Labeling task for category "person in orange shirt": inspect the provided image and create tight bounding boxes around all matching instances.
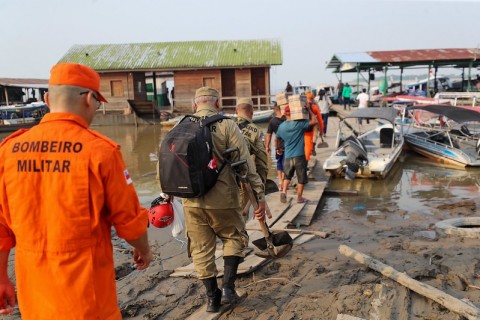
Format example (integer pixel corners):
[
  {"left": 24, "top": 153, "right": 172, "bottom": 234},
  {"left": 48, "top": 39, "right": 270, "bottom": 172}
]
[
  {"left": 304, "top": 92, "right": 324, "bottom": 160},
  {"left": 0, "top": 63, "right": 152, "bottom": 319}
]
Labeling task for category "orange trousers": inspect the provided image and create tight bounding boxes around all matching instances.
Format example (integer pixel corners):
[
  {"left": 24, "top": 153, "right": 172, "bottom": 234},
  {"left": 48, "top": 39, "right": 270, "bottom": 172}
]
[{"left": 304, "top": 131, "right": 314, "bottom": 161}]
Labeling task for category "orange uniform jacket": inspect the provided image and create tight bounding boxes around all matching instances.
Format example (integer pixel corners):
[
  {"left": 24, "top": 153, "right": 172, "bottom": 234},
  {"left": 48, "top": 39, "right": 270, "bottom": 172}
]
[
  {"left": 0, "top": 113, "right": 148, "bottom": 319},
  {"left": 304, "top": 103, "right": 324, "bottom": 160}
]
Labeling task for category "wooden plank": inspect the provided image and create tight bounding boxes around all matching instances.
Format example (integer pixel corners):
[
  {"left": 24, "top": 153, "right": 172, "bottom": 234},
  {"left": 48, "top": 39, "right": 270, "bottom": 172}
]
[
  {"left": 293, "top": 180, "right": 327, "bottom": 226},
  {"left": 238, "top": 232, "right": 305, "bottom": 276},
  {"left": 272, "top": 202, "right": 306, "bottom": 229},
  {"left": 292, "top": 205, "right": 317, "bottom": 227},
  {"left": 237, "top": 253, "right": 269, "bottom": 274},
  {"left": 170, "top": 250, "right": 224, "bottom": 278},
  {"left": 172, "top": 232, "right": 305, "bottom": 278},
  {"left": 339, "top": 245, "right": 480, "bottom": 320},
  {"left": 292, "top": 234, "right": 315, "bottom": 245},
  {"left": 245, "top": 194, "right": 291, "bottom": 229},
  {"left": 185, "top": 290, "right": 247, "bottom": 320}
]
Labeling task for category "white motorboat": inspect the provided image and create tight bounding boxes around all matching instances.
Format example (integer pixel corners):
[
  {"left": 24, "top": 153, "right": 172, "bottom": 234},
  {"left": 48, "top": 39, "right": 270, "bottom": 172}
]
[
  {"left": 402, "top": 104, "right": 480, "bottom": 168},
  {"left": 323, "top": 107, "right": 404, "bottom": 180}
]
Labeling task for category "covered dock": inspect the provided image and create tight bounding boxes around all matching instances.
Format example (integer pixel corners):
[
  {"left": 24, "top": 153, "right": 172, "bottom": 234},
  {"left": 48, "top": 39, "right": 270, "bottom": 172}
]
[{"left": 326, "top": 48, "right": 480, "bottom": 97}]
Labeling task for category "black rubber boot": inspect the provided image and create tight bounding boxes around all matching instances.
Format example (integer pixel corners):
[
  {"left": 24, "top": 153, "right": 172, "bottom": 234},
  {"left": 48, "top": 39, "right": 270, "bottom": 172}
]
[
  {"left": 222, "top": 256, "right": 241, "bottom": 304},
  {"left": 202, "top": 277, "right": 221, "bottom": 312}
]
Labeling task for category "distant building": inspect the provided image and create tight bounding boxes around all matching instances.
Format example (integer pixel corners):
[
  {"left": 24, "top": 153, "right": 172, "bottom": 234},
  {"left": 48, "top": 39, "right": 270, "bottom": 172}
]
[
  {"left": 58, "top": 39, "right": 283, "bottom": 114},
  {"left": 0, "top": 78, "right": 48, "bottom": 106}
]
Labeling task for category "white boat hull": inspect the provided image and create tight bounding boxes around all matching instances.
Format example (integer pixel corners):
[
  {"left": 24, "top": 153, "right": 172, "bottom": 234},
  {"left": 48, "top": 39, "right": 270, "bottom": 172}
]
[
  {"left": 404, "top": 132, "right": 480, "bottom": 167},
  {"left": 323, "top": 124, "right": 404, "bottom": 179}
]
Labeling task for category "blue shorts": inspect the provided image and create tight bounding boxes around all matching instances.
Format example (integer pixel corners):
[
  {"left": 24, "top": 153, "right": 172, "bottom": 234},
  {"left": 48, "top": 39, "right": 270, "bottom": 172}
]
[{"left": 275, "top": 151, "right": 284, "bottom": 171}]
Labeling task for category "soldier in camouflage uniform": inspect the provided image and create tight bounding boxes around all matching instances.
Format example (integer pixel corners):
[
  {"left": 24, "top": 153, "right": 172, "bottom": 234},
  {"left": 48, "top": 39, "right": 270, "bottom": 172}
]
[
  {"left": 183, "top": 88, "right": 266, "bottom": 312},
  {"left": 235, "top": 98, "right": 269, "bottom": 219}
]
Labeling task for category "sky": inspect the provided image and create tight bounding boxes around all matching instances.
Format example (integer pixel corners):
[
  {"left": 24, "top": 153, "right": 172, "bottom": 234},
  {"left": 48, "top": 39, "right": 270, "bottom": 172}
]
[{"left": 1, "top": 0, "right": 480, "bottom": 92}]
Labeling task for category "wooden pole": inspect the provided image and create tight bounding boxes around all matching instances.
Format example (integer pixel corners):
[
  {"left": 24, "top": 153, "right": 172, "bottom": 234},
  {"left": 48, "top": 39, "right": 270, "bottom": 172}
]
[
  {"left": 400, "top": 67, "right": 403, "bottom": 93},
  {"left": 338, "top": 245, "right": 480, "bottom": 320},
  {"left": 152, "top": 72, "right": 158, "bottom": 107},
  {"left": 4, "top": 87, "right": 9, "bottom": 105},
  {"left": 427, "top": 65, "right": 431, "bottom": 97}
]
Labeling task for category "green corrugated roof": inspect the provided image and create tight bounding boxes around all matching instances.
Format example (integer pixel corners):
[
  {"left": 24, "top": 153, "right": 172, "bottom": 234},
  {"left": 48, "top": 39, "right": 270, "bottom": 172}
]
[{"left": 58, "top": 39, "right": 282, "bottom": 71}]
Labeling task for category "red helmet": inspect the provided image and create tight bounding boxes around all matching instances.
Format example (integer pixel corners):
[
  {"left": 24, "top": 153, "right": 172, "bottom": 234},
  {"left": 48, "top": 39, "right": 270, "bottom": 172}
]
[{"left": 149, "top": 194, "right": 174, "bottom": 228}]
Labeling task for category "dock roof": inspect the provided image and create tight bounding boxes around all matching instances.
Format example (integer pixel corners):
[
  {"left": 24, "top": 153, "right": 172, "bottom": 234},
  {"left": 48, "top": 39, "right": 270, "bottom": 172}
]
[
  {"left": 326, "top": 48, "right": 480, "bottom": 72},
  {"left": 59, "top": 39, "right": 283, "bottom": 72},
  {"left": 0, "top": 78, "right": 48, "bottom": 89}
]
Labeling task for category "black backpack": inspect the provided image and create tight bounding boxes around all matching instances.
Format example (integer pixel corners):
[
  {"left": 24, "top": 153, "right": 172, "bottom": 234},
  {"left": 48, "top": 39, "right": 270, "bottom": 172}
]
[{"left": 159, "top": 114, "right": 229, "bottom": 198}]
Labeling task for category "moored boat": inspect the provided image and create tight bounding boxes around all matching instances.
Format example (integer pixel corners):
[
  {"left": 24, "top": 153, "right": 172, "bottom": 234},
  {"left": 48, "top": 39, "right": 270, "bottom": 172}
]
[
  {"left": 403, "top": 105, "right": 480, "bottom": 167},
  {"left": 323, "top": 107, "right": 404, "bottom": 179},
  {"left": 0, "top": 102, "right": 49, "bottom": 132}
]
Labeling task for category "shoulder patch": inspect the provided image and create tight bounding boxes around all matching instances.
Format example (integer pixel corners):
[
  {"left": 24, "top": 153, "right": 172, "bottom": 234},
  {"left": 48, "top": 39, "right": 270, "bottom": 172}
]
[
  {"left": 87, "top": 129, "right": 120, "bottom": 149},
  {"left": 0, "top": 129, "right": 29, "bottom": 148},
  {"left": 124, "top": 169, "right": 133, "bottom": 185}
]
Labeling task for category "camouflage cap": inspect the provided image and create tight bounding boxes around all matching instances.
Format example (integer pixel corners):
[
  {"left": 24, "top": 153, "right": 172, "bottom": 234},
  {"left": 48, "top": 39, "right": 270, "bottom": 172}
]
[
  {"left": 195, "top": 86, "right": 220, "bottom": 98},
  {"left": 237, "top": 98, "right": 253, "bottom": 106}
]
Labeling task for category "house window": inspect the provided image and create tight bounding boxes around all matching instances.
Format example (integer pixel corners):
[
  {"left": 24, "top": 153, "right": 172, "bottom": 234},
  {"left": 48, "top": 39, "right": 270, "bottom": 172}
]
[
  {"left": 137, "top": 81, "right": 143, "bottom": 93},
  {"left": 110, "top": 80, "right": 124, "bottom": 97},
  {"left": 203, "top": 77, "right": 215, "bottom": 87}
]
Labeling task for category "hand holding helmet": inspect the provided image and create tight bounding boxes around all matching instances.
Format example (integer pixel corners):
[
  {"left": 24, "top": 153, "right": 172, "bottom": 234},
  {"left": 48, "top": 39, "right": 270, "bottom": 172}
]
[{"left": 148, "top": 193, "right": 174, "bottom": 228}]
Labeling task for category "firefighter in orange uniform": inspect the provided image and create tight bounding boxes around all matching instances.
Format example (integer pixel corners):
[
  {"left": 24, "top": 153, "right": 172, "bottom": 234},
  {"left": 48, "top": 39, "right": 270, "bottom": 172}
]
[
  {"left": 304, "top": 92, "right": 324, "bottom": 160},
  {"left": 0, "top": 63, "right": 152, "bottom": 319}
]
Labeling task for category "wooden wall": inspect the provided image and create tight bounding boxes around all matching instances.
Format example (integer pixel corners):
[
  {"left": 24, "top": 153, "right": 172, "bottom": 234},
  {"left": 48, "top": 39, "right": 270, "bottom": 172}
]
[
  {"left": 99, "top": 72, "right": 147, "bottom": 112},
  {"left": 97, "top": 67, "right": 272, "bottom": 115},
  {"left": 235, "top": 69, "right": 251, "bottom": 98},
  {"left": 173, "top": 69, "right": 222, "bottom": 113}
]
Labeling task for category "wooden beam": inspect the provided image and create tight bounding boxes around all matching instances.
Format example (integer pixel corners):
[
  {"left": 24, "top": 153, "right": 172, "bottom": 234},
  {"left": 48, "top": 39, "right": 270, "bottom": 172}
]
[{"left": 339, "top": 245, "right": 480, "bottom": 320}]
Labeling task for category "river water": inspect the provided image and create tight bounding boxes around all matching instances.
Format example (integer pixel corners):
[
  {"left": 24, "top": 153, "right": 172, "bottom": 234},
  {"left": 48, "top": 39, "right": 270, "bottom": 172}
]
[
  {"left": 323, "top": 150, "right": 480, "bottom": 216},
  {"left": 2, "top": 122, "right": 480, "bottom": 266},
  {"left": 3, "top": 123, "right": 480, "bottom": 216}
]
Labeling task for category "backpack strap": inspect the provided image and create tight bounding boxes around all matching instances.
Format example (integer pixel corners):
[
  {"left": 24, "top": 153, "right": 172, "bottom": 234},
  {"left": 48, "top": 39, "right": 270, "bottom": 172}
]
[
  {"left": 202, "top": 114, "right": 231, "bottom": 173},
  {"left": 200, "top": 114, "right": 230, "bottom": 127},
  {"left": 237, "top": 120, "right": 249, "bottom": 131},
  {"left": 179, "top": 114, "right": 229, "bottom": 127}
]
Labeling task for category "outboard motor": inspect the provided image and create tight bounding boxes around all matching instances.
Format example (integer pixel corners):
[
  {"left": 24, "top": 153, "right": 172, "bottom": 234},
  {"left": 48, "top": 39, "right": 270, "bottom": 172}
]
[{"left": 342, "top": 135, "right": 369, "bottom": 180}]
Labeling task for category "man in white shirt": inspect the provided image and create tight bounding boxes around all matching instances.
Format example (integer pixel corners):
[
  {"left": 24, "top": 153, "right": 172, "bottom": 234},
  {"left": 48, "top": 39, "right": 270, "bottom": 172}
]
[{"left": 356, "top": 88, "right": 370, "bottom": 124}]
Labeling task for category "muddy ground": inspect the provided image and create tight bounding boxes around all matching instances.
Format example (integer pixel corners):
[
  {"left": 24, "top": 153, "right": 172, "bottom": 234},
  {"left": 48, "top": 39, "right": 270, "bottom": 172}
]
[
  {"left": 3, "top": 195, "right": 480, "bottom": 320},
  {"left": 110, "top": 196, "right": 480, "bottom": 320}
]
